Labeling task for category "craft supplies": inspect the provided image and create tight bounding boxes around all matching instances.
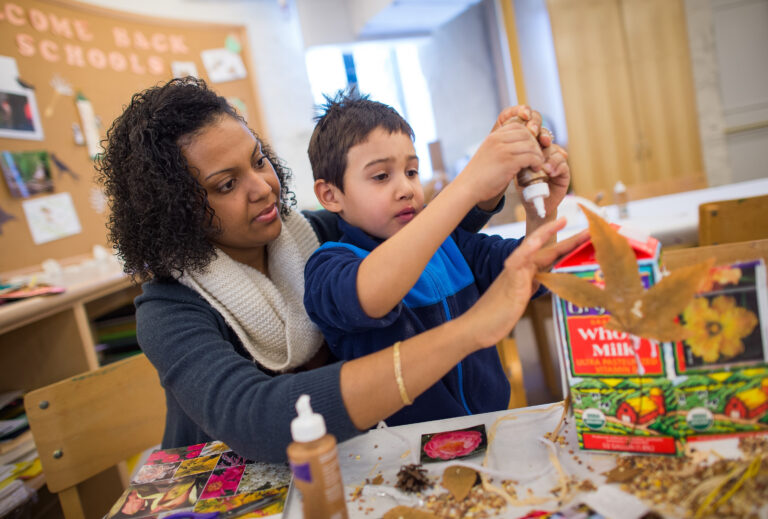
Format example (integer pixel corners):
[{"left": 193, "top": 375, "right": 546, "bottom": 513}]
[{"left": 286, "top": 394, "right": 348, "bottom": 519}]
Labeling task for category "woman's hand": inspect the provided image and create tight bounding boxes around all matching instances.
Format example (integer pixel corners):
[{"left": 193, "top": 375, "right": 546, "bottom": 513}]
[{"left": 457, "top": 219, "right": 588, "bottom": 349}]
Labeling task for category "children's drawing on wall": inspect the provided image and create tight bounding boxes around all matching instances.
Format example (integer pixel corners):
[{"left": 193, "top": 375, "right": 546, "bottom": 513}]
[
  {"left": 226, "top": 97, "right": 248, "bottom": 121},
  {"left": 21, "top": 192, "right": 82, "bottom": 245},
  {"left": 0, "top": 56, "right": 44, "bottom": 141},
  {"left": 201, "top": 48, "right": 246, "bottom": 83},
  {"left": 1, "top": 150, "right": 54, "bottom": 198},
  {"left": 171, "top": 61, "right": 199, "bottom": 79},
  {"left": 89, "top": 186, "right": 108, "bottom": 214}
]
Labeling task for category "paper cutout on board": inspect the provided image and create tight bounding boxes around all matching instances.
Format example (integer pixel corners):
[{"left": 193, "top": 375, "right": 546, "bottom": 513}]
[
  {"left": 21, "top": 192, "right": 82, "bottom": 245},
  {"left": 1, "top": 150, "right": 54, "bottom": 199},
  {"left": 171, "top": 61, "right": 199, "bottom": 79},
  {"left": 0, "top": 56, "right": 44, "bottom": 141},
  {"left": 72, "top": 122, "right": 85, "bottom": 145},
  {"left": 226, "top": 97, "right": 248, "bottom": 122},
  {"left": 89, "top": 186, "right": 107, "bottom": 214},
  {"left": 75, "top": 92, "right": 102, "bottom": 159},
  {"left": 201, "top": 48, "right": 246, "bottom": 83},
  {"left": 51, "top": 153, "right": 80, "bottom": 181},
  {"left": 225, "top": 34, "right": 242, "bottom": 54},
  {"left": 44, "top": 75, "right": 74, "bottom": 118},
  {"left": 0, "top": 204, "right": 15, "bottom": 234}
]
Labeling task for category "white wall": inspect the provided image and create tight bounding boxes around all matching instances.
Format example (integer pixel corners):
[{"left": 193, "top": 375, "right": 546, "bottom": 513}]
[
  {"left": 684, "top": 0, "right": 768, "bottom": 185},
  {"left": 77, "top": 0, "right": 321, "bottom": 210},
  {"left": 514, "top": 0, "right": 567, "bottom": 147},
  {"left": 418, "top": 4, "right": 502, "bottom": 175},
  {"left": 710, "top": 0, "right": 768, "bottom": 182}
]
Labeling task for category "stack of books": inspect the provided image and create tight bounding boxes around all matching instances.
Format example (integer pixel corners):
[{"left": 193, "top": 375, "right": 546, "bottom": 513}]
[{"left": 0, "top": 390, "right": 41, "bottom": 516}]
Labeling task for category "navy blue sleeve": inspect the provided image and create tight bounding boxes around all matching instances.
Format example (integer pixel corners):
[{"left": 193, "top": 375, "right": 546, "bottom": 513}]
[
  {"left": 135, "top": 282, "right": 360, "bottom": 463},
  {"left": 304, "top": 246, "right": 401, "bottom": 359},
  {"left": 452, "top": 227, "right": 523, "bottom": 291},
  {"left": 459, "top": 197, "right": 505, "bottom": 233}
]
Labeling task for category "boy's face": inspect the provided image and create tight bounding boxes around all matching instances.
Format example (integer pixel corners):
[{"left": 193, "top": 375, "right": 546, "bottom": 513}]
[{"left": 330, "top": 127, "right": 424, "bottom": 240}]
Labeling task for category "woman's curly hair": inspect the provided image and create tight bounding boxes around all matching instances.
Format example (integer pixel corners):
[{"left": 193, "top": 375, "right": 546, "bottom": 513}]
[{"left": 96, "top": 77, "right": 296, "bottom": 280}]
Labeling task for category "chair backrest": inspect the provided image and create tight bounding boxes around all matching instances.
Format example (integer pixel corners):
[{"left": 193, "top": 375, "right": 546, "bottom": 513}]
[
  {"left": 698, "top": 194, "right": 768, "bottom": 246},
  {"left": 663, "top": 239, "right": 768, "bottom": 270},
  {"left": 24, "top": 353, "right": 166, "bottom": 519}
]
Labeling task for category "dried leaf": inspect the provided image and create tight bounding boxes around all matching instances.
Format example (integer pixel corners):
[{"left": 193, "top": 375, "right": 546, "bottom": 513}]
[
  {"left": 383, "top": 505, "right": 439, "bottom": 519},
  {"left": 581, "top": 205, "right": 645, "bottom": 329},
  {"left": 535, "top": 272, "right": 608, "bottom": 309},
  {"left": 602, "top": 464, "right": 643, "bottom": 483},
  {"left": 441, "top": 465, "right": 477, "bottom": 502},
  {"left": 536, "top": 204, "right": 713, "bottom": 343}
]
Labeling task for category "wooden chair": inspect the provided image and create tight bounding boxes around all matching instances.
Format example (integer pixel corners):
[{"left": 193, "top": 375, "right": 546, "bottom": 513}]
[
  {"left": 23, "top": 354, "right": 166, "bottom": 519},
  {"left": 664, "top": 238, "right": 768, "bottom": 269},
  {"left": 698, "top": 194, "right": 768, "bottom": 246},
  {"left": 496, "top": 336, "right": 528, "bottom": 409}
]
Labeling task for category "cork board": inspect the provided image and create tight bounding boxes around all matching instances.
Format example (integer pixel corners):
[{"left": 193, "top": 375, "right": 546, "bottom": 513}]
[{"left": 0, "top": 0, "right": 264, "bottom": 272}]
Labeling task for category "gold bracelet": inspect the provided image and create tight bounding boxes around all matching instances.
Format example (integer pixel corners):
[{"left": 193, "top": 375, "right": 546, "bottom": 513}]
[{"left": 393, "top": 341, "right": 413, "bottom": 405}]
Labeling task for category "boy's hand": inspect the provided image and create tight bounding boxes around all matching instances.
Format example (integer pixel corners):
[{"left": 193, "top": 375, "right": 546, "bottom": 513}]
[
  {"left": 458, "top": 117, "right": 545, "bottom": 206},
  {"left": 477, "top": 105, "right": 560, "bottom": 212}
]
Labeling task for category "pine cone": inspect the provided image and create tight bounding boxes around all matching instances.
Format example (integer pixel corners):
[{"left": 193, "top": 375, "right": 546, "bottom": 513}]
[{"left": 395, "top": 464, "right": 433, "bottom": 493}]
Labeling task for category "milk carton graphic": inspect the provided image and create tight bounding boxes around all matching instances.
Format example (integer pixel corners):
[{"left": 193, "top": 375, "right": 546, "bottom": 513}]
[{"left": 551, "top": 226, "right": 679, "bottom": 454}]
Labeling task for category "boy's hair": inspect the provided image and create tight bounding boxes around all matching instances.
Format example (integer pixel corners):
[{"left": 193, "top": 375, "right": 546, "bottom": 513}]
[
  {"left": 96, "top": 76, "right": 295, "bottom": 280},
  {"left": 308, "top": 89, "right": 414, "bottom": 191}
]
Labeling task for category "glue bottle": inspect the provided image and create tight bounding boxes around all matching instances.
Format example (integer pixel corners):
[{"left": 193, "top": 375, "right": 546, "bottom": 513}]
[
  {"left": 614, "top": 180, "right": 629, "bottom": 219},
  {"left": 504, "top": 116, "right": 550, "bottom": 218},
  {"left": 286, "top": 395, "right": 349, "bottom": 519}
]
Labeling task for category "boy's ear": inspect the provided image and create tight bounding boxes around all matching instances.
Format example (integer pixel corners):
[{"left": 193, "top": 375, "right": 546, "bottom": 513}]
[{"left": 314, "top": 179, "right": 343, "bottom": 213}]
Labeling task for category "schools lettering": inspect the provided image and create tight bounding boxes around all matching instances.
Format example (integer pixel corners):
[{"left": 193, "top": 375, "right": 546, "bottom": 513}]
[{"left": 2, "top": 3, "right": 190, "bottom": 75}]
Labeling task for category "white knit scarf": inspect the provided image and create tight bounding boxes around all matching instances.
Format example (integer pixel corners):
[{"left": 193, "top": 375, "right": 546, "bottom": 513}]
[{"left": 179, "top": 211, "right": 324, "bottom": 372}]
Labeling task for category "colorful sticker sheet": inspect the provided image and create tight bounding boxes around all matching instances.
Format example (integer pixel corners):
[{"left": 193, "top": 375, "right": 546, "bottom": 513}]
[{"left": 106, "top": 441, "right": 290, "bottom": 519}]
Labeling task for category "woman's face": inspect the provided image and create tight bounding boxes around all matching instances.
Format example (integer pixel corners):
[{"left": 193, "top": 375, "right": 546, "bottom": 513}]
[{"left": 181, "top": 114, "right": 282, "bottom": 268}]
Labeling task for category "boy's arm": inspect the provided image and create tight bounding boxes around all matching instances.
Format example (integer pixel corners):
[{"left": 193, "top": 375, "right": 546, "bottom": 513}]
[{"left": 357, "top": 121, "right": 545, "bottom": 318}]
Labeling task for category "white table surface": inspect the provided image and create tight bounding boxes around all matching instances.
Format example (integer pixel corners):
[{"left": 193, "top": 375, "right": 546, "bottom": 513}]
[
  {"left": 282, "top": 403, "right": 756, "bottom": 518},
  {"left": 485, "top": 178, "right": 768, "bottom": 246},
  {"left": 281, "top": 403, "right": 651, "bottom": 518}
]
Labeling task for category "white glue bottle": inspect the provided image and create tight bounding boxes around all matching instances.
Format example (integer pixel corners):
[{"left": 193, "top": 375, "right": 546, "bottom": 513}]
[{"left": 286, "top": 395, "right": 349, "bottom": 519}]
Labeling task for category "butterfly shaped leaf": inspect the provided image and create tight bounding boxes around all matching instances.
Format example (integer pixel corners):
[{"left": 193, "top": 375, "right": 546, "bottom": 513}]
[{"left": 535, "top": 205, "right": 713, "bottom": 342}]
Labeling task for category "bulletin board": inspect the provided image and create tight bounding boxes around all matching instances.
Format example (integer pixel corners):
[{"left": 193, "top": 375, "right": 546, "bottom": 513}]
[{"left": 0, "top": 0, "right": 265, "bottom": 273}]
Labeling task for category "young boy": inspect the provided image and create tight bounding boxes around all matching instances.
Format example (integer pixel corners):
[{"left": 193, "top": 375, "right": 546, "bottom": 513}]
[{"left": 304, "top": 91, "right": 568, "bottom": 426}]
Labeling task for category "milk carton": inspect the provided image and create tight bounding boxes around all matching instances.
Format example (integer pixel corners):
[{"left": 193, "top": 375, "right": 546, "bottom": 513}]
[{"left": 551, "top": 226, "right": 679, "bottom": 454}]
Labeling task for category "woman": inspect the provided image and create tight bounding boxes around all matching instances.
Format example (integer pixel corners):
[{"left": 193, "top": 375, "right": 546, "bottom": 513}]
[{"left": 98, "top": 77, "right": 578, "bottom": 462}]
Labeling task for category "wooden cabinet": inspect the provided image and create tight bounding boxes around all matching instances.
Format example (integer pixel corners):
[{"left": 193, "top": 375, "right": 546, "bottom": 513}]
[{"left": 546, "top": 0, "right": 705, "bottom": 200}]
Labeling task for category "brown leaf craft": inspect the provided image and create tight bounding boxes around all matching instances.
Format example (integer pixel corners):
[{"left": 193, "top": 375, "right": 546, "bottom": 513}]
[
  {"left": 383, "top": 505, "right": 439, "bottom": 519},
  {"left": 535, "top": 205, "right": 714, "bottom": 342},
  {"left": 441, "top": 465, "right": 477, "bottom": 502}
]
